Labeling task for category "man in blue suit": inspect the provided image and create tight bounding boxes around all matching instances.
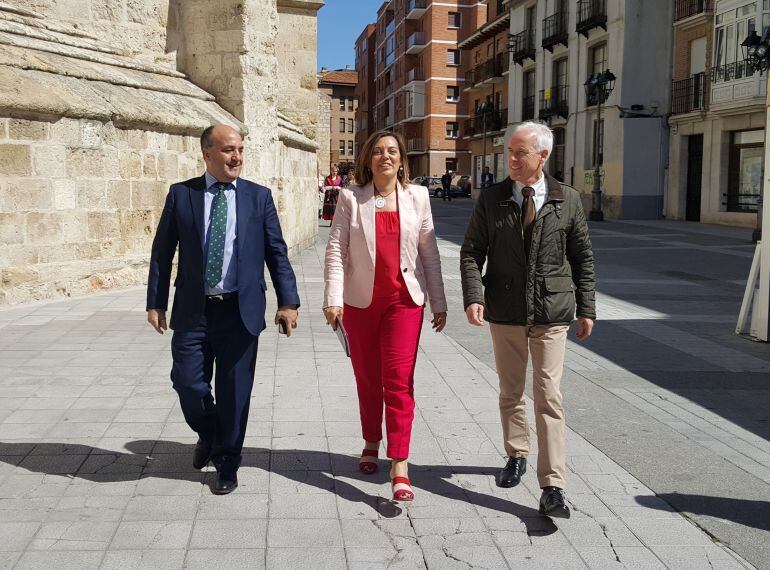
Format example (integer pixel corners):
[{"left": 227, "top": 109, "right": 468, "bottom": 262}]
[{"left": 146, "top": 124, "right": 300, "bottom": 494}]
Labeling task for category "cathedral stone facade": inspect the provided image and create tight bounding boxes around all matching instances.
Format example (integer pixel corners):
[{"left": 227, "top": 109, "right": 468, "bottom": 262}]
[{"left": 0, "top": 0, "right": 323, "bottom": 305}]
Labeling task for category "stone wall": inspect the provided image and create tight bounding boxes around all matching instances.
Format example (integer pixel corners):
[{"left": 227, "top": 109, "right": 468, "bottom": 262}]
[
  {"left": 0, "top": 0, "right": 324, "bottom": 306},
  {"left": 0, "top": 116, "right": 203, "bottom": 304}
]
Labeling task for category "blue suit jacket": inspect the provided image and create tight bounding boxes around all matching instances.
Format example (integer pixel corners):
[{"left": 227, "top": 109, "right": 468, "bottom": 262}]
[{"left": 146, "top": 175, "right": 300, "bottom": 335}]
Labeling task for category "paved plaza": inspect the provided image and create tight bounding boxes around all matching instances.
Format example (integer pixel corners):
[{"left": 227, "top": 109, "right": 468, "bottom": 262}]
[{"left": 0, "top": 199, "right": 767, "bottom": 569}]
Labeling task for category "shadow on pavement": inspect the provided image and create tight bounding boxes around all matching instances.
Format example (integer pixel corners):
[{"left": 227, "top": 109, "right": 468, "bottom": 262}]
[
  {"left": 637, "top": 493, "right": 770, "bottom": 532},
  {"left": 0, "top": 440, "right": 556, "bottom": 535}
]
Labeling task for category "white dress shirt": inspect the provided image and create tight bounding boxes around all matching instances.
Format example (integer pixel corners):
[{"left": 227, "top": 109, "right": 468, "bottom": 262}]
[
  {"left": 513, "top": 173, "right": 548, "bottom": 214},
  {"left": 203, "top": 171, "right": 238, "bottom": 295}
]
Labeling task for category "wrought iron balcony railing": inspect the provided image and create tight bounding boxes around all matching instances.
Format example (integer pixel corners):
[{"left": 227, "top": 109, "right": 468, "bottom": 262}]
[
  {"left": 463, "top": 108, "right": 509, "bottom": 137},
  {"left": 576, "top": 0, "right": 607, "bottom": 37},
  {"left": 711, "top": 60, "right": 750, "bottom": 83},
  {"left": 538, "top": 85, "right": 569, "bottom": 119},
  {"left": 671, "top": 73, "right": 708, "bottom": 114},
  {"left": 542, "top": 11, "right": 568, "bottom": 52},
  {"left": 674, "top": 0, "right": 712, "bottom": 22},
  {"left": 509, "top": 29, "right": 536, "bottom": 65},
  {"left": 466, "top": 52, "right": 510, "bottom": 85}
]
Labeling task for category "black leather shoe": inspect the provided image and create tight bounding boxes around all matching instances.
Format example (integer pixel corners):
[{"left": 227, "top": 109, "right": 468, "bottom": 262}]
[
  {"left": 192, "top": 438, "right": 213, "bottom": 470},
  {"left": 539, "top": 486, "right": 570, "bottom": 518},
  {"left": 212, "top": 471, "right": 238, "bottom": 495},
  {"left": 496, "top": 457, "right": 527, "bottom": 488}
]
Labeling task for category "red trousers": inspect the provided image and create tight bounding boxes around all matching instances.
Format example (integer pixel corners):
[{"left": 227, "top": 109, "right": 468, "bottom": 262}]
[{"left": 344, "top": 291, "right": 423, "bottom": 459}]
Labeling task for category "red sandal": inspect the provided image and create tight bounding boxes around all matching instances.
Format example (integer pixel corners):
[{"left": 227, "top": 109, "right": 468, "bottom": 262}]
[
  {"left": 358, "top": 448, "right": 379, "bottom": 474},
  {"left": 391, "top": 476, "right": 414, "bottom": 502}
]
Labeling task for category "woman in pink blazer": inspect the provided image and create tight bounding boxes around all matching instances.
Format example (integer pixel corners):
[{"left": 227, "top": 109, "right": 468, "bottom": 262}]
[{"left": 323, "top": 131, "right": 447, "bottom": 502}]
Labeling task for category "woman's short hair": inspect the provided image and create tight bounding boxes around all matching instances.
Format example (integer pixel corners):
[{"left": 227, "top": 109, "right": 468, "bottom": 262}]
[{"left": 355, "top": 131, "right": 410, "bottom": 186}]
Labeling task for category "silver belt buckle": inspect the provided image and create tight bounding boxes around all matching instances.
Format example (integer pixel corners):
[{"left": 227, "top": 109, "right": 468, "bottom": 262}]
[{"left": 209, "top": 293, "right": 225, "bottom": 301}]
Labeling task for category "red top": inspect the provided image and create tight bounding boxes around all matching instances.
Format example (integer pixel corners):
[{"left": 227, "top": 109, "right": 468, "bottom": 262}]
[
  {"left": 324, "top": 175, "right": 342, "bottom": 187},
  {"left": 373, "top": 211, "right": 408, "bottom": 297}
]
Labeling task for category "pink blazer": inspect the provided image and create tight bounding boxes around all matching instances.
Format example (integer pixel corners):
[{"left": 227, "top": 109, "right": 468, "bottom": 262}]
[{"left": 324, "top": 182, "right": 447, "bottom": 313}]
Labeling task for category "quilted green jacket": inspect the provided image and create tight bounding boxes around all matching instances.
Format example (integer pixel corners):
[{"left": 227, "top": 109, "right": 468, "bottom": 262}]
[{"left": 460, "top": 173, "right": 596, "bottom": 325}]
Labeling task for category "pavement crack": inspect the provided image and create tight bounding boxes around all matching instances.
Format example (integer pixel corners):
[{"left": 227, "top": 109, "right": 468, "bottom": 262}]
[
  {"left": 441, "top": 546, "right": 472, "bottom": 568},
  {"left": 599, "top": 523, "right": 621, "bottom": 563},
  {"left": 405, "top": 510, "right": 430, "bottom": 569}
]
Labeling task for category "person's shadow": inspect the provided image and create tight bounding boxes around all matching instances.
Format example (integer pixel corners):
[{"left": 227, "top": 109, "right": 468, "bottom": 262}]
[
  {"left": 636, "top": 493, "right": 770, "bottom": 532},
  {"left": 0, "top": 440, "right": 555, "bottom": 534}
]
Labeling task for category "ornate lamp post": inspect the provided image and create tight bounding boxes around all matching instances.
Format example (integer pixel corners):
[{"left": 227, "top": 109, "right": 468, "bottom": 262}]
[{"left": 583, "top": 68, "right": 616, "bottom": 221}]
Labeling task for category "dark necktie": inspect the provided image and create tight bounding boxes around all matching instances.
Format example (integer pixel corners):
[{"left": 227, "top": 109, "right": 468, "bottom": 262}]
[
  {"left": 205, "top": 183, "right": 229, "bottom": 288},
  {"left": 521, "top": 186, "right": 536, "bottom": 241}
]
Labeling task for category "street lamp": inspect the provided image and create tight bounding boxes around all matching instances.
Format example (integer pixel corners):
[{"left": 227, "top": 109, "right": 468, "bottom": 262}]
[
  {"left": 477, "top": 100, "right": 495, "bottom": 188},
  {"left": 743, "top": 28, "right": 770, "bottom": 74},
  {"left": 584, "top": 68, "right": 616, "bottom": 221}
]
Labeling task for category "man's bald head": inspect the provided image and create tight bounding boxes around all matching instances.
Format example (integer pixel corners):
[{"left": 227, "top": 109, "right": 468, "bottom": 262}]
[
  {"left": 200, "top": 124, "right": 242, "bottom": 150},
  {"left": 200, "top": 125, "right": 244, "bottom": 183}
]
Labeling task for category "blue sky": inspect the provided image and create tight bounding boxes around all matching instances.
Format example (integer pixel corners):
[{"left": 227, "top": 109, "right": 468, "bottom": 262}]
[{"left": 317, "top": 1, "right": 379, "bottom": 71}]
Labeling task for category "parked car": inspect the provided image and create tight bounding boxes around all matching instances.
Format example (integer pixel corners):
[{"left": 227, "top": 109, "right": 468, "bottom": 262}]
[{"left": 431, "top": 174, "right": 470, "bottom": 199}]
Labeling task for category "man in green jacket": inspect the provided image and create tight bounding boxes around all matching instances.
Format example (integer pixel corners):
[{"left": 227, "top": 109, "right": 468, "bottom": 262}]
[{"left": 460, "top": 121, "right": 596, "bottom": 519}]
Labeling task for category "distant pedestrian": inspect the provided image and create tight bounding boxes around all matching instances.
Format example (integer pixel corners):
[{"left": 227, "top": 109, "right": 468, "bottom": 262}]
[
  {"left": 441, "top": 170, "right": 452, "bottom": 201},
  {"left": 460, "top": 121, "right": 596, "bottom": 519},
  {"left": 481, "top": 166, "right": 495, "bottom": 188}
]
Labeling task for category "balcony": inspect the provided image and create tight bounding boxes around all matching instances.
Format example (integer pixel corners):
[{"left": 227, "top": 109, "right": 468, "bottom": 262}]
[
  {"left": 466, "top": 52, "right": 510, "bottom": 86},
  {"left": 576, "top": 0, "right": 607, "bottom": 37},
  {"left": 463, "top": 108, "right": 508, "bottom": 137},
  {"left": 406, "top": 0, "right": 427, "bottom": 20},
  {"left": 406, "top": 32, "right": 427, "bottom": 54},
  {"left": 509, "top": 29, "right": 536, "bottom": 65},
  {"left": 711, "top": 61, "right": 750, "bottom": 83},
  {"left": 542, "top": 11, "right": 568, "bottom": 52},
  {"left": 674, "top": 0, "right": 712, "bottom": 22},
  {"left": 404, "top": 90, "right": 426, "bottom": 122},
  {"left": 522, "top": 95, "right": 535, "bottom": 120},
  {"left": 407, "top": 137, "right": 426, "bottom": 154},
  {"left": 671, "top": 73, "right": 708, "bottom": 114},
  {"left": 538, "top": 85, "right": 569, "bottom": 119},
  {"left": 406, "top": 67, "right": 424, "bottom": 84}
]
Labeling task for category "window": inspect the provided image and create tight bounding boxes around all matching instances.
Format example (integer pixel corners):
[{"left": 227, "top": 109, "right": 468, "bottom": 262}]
[
  {"left": 592, "top": 119, "right": 604, "bottom": 167},
  {"left": 589, "top": 43, "right": 607, "bottom": 76},
  {"left": 448, "top": 11, "right": 461, "bottom": 28},
  {"left": 339, "top": 98, "right": 346, "bottom": 111},
  {"left": 339, "top": 140, "right": 346, "bottom": 155},
  {"left": 348, "top": 98, "right": 354, "bottom": 111},
  {"left": 446, "top": 86, "right": 460, "bottom": 102},
  {"left": 348, "top": 140, "right": 354, "bottom": 156},
  {"left": 447, "top": 49, "right": 460, "bottom": 66},
  {"left": 339, "top": 118, "right": 346, "bottom": 133},
  {"left": 348, "top": 118, "right": 354, "bottom": 133},
  {"left": 727, "top": 130, "right": 763, "bottom": 212},
  {"left": 446, "top": 158, "right": 458, "bottom": 172},
  {"left": 714, "top": 4, "right": 757, "bottom": 71},
  {"left": 446, "top": 121, "right": 459, "bottom": 139}
]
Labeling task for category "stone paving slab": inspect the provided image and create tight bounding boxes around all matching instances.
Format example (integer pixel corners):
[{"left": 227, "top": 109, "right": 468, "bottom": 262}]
[{"left": 0, "top": 225, "right": 758, "bottom": 569}]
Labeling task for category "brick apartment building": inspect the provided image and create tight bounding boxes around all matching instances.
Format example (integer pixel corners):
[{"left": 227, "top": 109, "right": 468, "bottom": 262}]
[
  {"left": 355, "top": 24, "right": 377, "bottom": 156},
  {"left": 458, "top": 0, "right": 511, "bottom": 190},
  {"left": 318, "top": 68, "right": 358, "bottom": 176},
  {"left": 666, "top": 0, "right": 765, "bottom": 228},
  {"left": 356, "top": 0, "right": 474, "bottom": 179}
]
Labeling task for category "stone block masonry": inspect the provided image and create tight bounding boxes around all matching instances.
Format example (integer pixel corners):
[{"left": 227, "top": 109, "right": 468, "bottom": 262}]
[{"left": 0, "top": 117, "right": 204, "bottom": 304}]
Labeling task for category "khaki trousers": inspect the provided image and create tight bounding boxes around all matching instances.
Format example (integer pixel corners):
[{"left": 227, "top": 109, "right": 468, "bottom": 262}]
[{"left": 489, "top": 322, "right": 569, "bottom": 489}]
